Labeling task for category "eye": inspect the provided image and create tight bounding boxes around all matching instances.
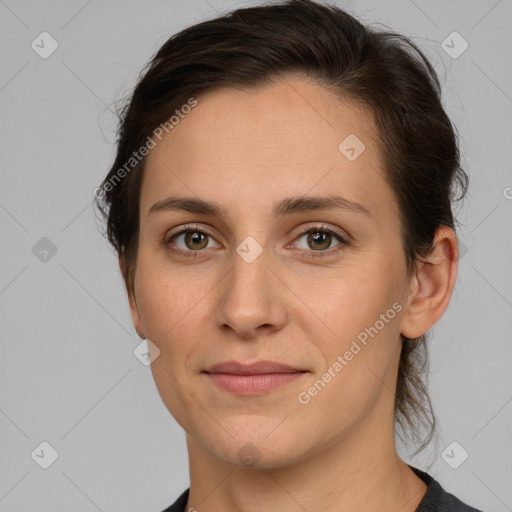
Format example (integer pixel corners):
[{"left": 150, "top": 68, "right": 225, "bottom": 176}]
[
  {"left": 165, "top": 224, "right": 220, "bottom": 258},
  {"left": 164, "top": 223, "right": 349, "bottom": 260},
  {"left": 289, "top": 223, "right": 349, "bottom": 258}
]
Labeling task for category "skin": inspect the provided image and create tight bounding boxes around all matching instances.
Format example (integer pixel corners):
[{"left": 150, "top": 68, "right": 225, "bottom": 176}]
[{"left": 120, "top": 77, "right": 459, "bottom": 512}]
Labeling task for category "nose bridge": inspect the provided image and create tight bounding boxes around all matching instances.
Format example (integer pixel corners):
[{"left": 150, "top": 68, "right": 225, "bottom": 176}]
[
  {"left": 215, "top": 235, "right": 285, "bottom": 335},
  {"left": 227, "top": 236, "right": 271, "bottom": 309}
]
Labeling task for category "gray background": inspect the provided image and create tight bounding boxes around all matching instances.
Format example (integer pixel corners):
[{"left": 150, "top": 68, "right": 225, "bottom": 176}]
[{"left": 1, "top": 0, "right": 511, "bottom": 510}]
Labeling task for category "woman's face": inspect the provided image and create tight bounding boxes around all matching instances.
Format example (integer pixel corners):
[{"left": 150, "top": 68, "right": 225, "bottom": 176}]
[{"left": 128, "top": 78, "right": 413, "bottom": 468}]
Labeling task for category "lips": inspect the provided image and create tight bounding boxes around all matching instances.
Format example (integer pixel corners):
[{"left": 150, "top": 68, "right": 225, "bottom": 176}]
[
  {"left": 203, "top": 360, "right": 308, "bottom": 395},
  {"left": 204, "top": 360, "right": 304, "bottom": 375}
]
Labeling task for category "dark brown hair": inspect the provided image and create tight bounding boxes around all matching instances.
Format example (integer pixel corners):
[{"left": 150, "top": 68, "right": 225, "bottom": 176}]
[{"left": 94, "top": 0, "right": 468, "bottom": 455}]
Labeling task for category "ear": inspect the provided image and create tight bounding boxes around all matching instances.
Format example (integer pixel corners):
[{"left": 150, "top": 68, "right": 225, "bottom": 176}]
[
  {"left": 400, "top": 225, "right": 459, "bottom": 339},
  {"left": 119, "top": 254, "right": 146, "bottom": 339}
]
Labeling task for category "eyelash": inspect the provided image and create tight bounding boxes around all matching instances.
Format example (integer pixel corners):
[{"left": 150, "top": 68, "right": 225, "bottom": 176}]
[{"left": 164, "top": 223, "right": 349, "bottom": 260}]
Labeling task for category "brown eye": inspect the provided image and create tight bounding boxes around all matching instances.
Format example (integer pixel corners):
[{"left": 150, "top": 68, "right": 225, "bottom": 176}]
[
  {"left": 307, "top": 231, "right": 332, "bottom": 250},
  {"left": 165, "top": 225, "right": 221, "bottom": 257},
  {"left": 183, "top": 231, "right": 209, "bottom": 250},
  {"left": 291, "top": 224, "right": 349, "bottom": 259}
]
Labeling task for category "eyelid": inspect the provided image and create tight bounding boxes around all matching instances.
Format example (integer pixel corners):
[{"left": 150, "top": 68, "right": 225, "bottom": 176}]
[
  {"left": 164, "top": 222, "right": 350, "bottom": 258},
  {"left": 287, "top": 223, "right": 349, "bottom": 257},
  {"left": 164, "top": 223, "right": 221, "bottom": 248},
  {"left": 291, "top": 222, "right": 350, "bottom": 243}
]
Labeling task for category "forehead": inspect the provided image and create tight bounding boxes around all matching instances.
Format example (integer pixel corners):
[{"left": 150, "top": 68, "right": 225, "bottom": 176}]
[{"left": 140, "top": 78, "right": 393, "bottom": 222}]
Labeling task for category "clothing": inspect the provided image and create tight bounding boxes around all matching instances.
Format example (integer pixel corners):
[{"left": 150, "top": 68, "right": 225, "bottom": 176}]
[
  {"left": 160, "top": 465, "right": 484, "bottom": 511},
  {"left": 410, "top": 466, "right": 483, "bottom": 512}
]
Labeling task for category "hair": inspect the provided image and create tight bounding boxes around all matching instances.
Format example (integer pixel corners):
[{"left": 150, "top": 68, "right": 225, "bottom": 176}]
[{"left": 94, "top": 0, "right": 468, "bottom": 456}]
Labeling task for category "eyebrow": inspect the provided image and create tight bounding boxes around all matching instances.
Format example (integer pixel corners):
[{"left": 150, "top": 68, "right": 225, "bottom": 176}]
[{"left": 147, "top": 194, "right": 371, "bottom": 219}]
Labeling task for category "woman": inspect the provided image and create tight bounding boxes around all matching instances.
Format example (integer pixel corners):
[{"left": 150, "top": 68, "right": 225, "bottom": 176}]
[{"left": 95, "top": 1, "right": 483, "bottom": 510}]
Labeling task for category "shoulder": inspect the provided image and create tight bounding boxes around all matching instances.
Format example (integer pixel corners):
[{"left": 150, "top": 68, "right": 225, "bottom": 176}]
[
  {"left": 159, "top": 488, "right": 190, "bottom": 512},
  {"left": 410, "top": 466, "right": 485, "bottom": 512}
]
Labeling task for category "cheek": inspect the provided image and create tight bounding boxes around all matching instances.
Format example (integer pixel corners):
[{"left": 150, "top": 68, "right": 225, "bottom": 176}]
[
  {"left": 133, "top": 252, "right": 216, "bottom": 355},
  {"left": 298, "top": 266, "right": 403, "bottom": 408},
  {"left": 133, "top": 253, "right": 182, "bottom": 344},
  {"left": 134, "top": 259, "right": 204, "bottom": 424},
  {"left": 298, "top": 289, "right": 402, "bottom": 433},
  {"left": 299, "top": 268, "right": 397, "bottom": 354}
]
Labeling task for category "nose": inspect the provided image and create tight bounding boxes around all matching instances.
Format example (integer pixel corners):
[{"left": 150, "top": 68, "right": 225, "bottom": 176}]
[{"left": 214, "top": 244, "right": 288, "bottom": 339}]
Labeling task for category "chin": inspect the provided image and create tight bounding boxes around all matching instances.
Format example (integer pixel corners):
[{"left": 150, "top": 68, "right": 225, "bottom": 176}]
[{"left": 196, "top": 423, "right": 314, "bottom": 470}]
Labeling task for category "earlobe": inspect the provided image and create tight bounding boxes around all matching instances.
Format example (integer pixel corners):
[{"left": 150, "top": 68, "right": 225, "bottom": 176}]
[
  {"left": 128, "top": 291, "right": 146, "bottom": 339},
  {"left": 400, "top": 226, "right": 459, "bottom": 339},
  {"left": 118, "top": 254, "right": 146, "bottom": 339}
]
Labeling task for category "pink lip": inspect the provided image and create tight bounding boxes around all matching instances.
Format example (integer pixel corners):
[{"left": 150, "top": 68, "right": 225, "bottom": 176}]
[
  {"left": 205, "top": 360, "right": 303, "bottom": 374},
  {"left": 203, "top": 360, "right": 308, "bottom": 395}
]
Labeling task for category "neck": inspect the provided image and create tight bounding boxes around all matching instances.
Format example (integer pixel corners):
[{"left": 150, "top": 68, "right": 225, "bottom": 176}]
[{"left": 184, "top": 403, "right": 427, "bottom": 512}]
